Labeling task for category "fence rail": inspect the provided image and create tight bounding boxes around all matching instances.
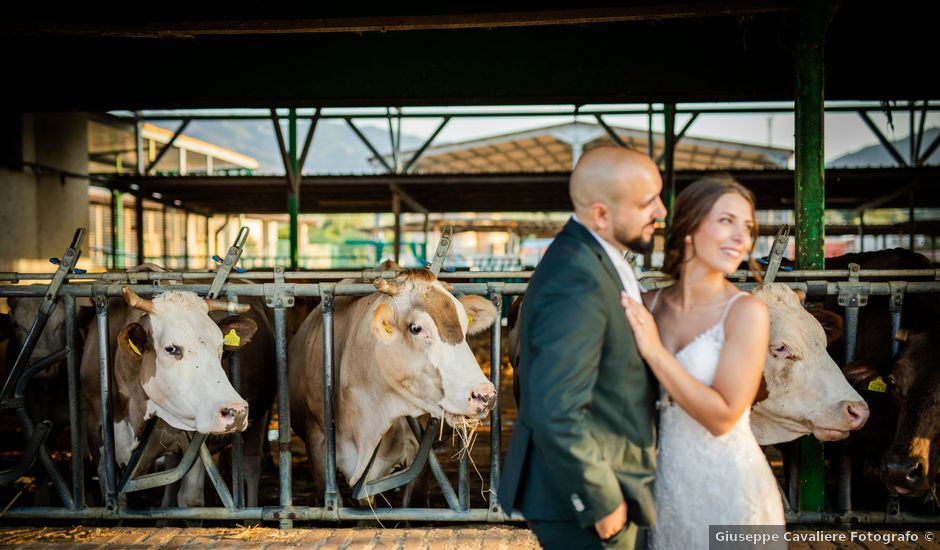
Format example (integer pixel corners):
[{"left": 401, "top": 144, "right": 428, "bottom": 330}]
[{"left": 2, "top": 267, "right": 939, "bottom": 526}]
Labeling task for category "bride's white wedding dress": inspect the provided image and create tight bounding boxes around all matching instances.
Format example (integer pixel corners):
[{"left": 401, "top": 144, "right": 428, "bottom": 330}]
[{"left": 649, "top": 291, "right": 785, "bottom": 550}]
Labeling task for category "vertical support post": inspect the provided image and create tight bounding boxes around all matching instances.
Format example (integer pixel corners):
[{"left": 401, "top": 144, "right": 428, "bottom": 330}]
[
  {"left": 94, "top": 289, "right": 117, "bottom": 511},
  {"left": 392, "top": 192, "right": 402, "bottom": 263},
  {"left": 859, "top": 209, "right": 865, "bottom": 253},
  {"left": 795, "top": 0, "right": 829, "bottom": 513},
  {"left": 423, "top": 214, "right": 430, "bottom": 262},
  {"left": 183, "top": 211, "right": 190, "bottom": 270},
  {"left": 908, "top": 188, "right": 916, "bottom": 250},
  {"left": 288, "top": 109, "right": 300, "bottom": 270},
  {"left": 162, "top": 206, "right": 169, "bottom": 268},
  {"left": 272, "top": 272, "right": 293, "bottom": 528},
  {"left": 226, "top": 292, "right": 244, "bottom": 508},
  {"left": 64, "top": 295, "right": 85, "bottom": 510},
  {"left": 662, "top": 104, "right": 677, "bottom": 229},
  {"left": 320, "top": 283, "right": 340, "bottom": 516},
  {"left": 113, "top": 191, "right": 124, "bottom": 269},
  {"left": 205, "top": 215, "right": 211, "bottom": 269},
  {"left": 488, "top": 286, "right": 504, "bottom": 516},
  {"left": 135, "top": 119, "right": 146, "bottom": 266}
]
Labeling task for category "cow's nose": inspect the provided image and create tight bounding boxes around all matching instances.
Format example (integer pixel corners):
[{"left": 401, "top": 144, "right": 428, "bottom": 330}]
[
  {"left": 843, "top": 400, "right": 870, "bottom": 430},
  {"left": 469, "top": 383, "right": 497, "bottom": 413},
  {"left": 218, "top": 401, "right": 249, "bottom": 432},
  {"left": 883, "top": 454, "right": 925, "bottom": 486}
]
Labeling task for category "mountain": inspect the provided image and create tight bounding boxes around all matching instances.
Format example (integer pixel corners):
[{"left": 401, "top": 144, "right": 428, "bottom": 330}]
[
  {"left": 827, "top": 127, "right": 940, "bottom": 168},
  {"left": 182, "top": 119, "right": 425, "bottom": 174}
]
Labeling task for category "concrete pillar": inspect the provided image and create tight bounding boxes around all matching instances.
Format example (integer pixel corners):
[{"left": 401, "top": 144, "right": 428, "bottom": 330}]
[{"left": 0, "top": 113, "right": 89, "bottom": 272}]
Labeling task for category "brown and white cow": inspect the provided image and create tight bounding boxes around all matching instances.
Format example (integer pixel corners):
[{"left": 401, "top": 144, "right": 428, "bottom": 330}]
[
  {"left": 749, "top": 283, "right": 869, "bottom": 444},
  {"left": 288, "top": 268, "right": 498, "bottom": 498},
  {"left": 81, "top": 287, "right": 260, "bottom": 507},
  {"left": 508, "top": 282, "right": 869, "bottom": 446}
]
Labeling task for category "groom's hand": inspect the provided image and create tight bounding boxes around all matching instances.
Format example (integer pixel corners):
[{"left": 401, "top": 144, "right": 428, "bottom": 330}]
[{"left": 594, "top": 500, "right": 627, "bottom": 540}]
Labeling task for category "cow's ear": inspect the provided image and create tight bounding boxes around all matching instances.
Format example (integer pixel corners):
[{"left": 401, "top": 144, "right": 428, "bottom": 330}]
[
  {"left": 218, "top": 315, "right": 258, "bottom": 350},
  {"left": 842, "top": 361, "right": 881, "bottom": 387},
  {"left": 118, "top": 323, "right": 149, "bottom": 360},
  {"left": 459, "top": 295, "right": 498, "bottom": 336},
  {"left": 811, "top": 309, "right": 844, "bottom": 346},
  {"left": 371, "top": 303, "right": 397, "bottom": 344}
]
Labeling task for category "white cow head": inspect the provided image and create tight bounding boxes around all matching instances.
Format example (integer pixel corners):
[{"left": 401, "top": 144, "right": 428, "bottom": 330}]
[
  {"left": 750, "top": 283, "right": 869, "bottom": 445},
  {"left": 368, "top": 269, "right": 499, "bottom": 427},
  {"left": 118, "top": 287, "right": 255, "bottom": 434}
]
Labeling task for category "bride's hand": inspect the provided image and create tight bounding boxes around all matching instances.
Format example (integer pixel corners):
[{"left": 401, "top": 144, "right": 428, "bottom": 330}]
[{"left": 621, "top": 292, "right": 666, "bottom": 361}]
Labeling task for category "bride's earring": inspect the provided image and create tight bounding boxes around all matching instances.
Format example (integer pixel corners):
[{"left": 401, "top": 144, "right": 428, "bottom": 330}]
[{"left": 684, "top": 235, "right": 692, "bottom": 244}]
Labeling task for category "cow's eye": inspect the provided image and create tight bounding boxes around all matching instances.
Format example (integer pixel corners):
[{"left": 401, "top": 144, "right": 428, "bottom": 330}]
[
  {"left": 409, "top": 324, "right": 422, "bottom": 335},
  {"left": 164, "top": 345, "right": 182, "bottom": 357}
]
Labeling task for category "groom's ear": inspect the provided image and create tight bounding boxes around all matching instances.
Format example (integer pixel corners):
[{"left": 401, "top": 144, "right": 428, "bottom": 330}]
[{"left": 589, "top": 202, "right": 611, "bottom": 230}]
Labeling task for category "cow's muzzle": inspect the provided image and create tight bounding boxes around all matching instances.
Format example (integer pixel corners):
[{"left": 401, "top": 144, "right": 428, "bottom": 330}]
[
  {"left": 469, "top": 382, "right": 497, "bottom": 414},
  {"left": 881, "top": 452, "right": 930, "bottom": 496},
  {"left": 218, "top": 401, "right": 249, "bottom": 433}
]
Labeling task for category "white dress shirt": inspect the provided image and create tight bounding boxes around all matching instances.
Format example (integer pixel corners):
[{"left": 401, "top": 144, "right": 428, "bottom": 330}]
[{"left": 571, "top": 215, "right": 643, "bottom": 303}]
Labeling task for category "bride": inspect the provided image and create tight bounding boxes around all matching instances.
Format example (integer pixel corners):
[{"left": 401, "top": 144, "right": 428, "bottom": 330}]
[{"left": 620, "top": 174, "right": 785, "bottom": 549}]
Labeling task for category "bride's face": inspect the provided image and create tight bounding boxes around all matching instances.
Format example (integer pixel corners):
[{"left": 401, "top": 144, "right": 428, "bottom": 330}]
[{"left": 687, "top": 192, "right": 755, "bottom": 275}]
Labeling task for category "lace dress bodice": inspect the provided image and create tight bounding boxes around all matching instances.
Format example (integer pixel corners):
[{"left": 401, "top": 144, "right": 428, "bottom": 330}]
[{"left": 648, "top": 291, "right": 785, "bottom": 550}]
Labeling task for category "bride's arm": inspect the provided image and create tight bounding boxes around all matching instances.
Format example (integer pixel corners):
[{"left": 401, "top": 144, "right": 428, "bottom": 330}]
[{"left": 622, "top": 293, "right": 769, "bottom": 436}]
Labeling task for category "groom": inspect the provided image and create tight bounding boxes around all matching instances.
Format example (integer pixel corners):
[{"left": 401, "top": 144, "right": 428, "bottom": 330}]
[{"left": 498, "top": 147, "right": 666, "bottom": 549}]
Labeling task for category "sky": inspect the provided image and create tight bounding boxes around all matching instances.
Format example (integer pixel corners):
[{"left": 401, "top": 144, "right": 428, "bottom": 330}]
[{"left": 347, "top": 102, "right": 940, "bottom": 164}]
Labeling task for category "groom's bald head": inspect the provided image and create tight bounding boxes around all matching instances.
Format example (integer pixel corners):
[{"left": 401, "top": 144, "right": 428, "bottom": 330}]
[{"left": 570, "top": 146, "right": 666, "bottom": 251}]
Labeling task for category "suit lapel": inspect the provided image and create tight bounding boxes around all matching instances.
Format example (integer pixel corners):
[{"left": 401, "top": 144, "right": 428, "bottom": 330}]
[{"left": 561, "top": 219, "right": 625, "bottom": 292}]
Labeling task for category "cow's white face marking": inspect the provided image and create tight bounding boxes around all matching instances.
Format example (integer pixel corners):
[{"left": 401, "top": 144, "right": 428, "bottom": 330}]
[
  {"left": 372, "top": 279, "right": 497, "bottom": 425},
  {"left": 138, "top": 292, "right": 247, "bottom": 433},
  {"left": 750, "top": 284, "right": 869, "bottom": 445},
  {"left": 113, "top": 418, "right": 138, "bottom": 467}
]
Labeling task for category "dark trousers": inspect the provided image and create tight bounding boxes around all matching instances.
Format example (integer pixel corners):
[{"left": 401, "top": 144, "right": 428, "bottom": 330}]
[{"left": 527, "top": 519, "right": 640, "bottom": 550}]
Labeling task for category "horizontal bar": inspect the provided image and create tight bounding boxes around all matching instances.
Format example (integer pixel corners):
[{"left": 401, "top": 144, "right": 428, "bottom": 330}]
[
  {"left": 0, "top": 282, "right": 533, "bottom": 298},
  {"left": 1, "top": 267, "right": 938, "bottom": 284},
  {"left": 1, "top": 506, "right": 526, "bottom": 522},
  {"left": 108, "top": 103, "right": 940, "bottom": 122}
]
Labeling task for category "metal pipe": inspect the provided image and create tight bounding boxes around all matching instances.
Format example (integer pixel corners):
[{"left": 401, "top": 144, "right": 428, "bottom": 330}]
[
  {"left": 64, "top": 296, "right": 85, "bottom": 509},
  {"left": 458, "top": 442, "right": 469, "bottom": 511},
  {"left": 95, "top": 291, "right": 118, "bottom": 510},
  {"left": 0, "top": 505, "right": 526, "bottom": 522},
  {"left": 488, "top": 286, "right": 503, "bottom": 514},
  {"left": 227, "top": 293, "right": 244, "bottom": 508},
  {"left": 320, "top": 284, "right": 339, "bottom": 515},
  {"left": 200, "top": 442, "right": 236, "bottom": 509},
  {"left": 405, "top": 416, "right": 461, "bottom": 511},
  {"left": 404, "top": 117, "right": 450, "bottom": 174},
  {"left": 273, "top": 301, "right": 293, "bottom": 528},
  {"left": 663, "top": 103, "right": 676, "bottom": 226},
  {"left": 392, "top": 193, "right": 401, "bottom": 263},
  {"left": 12, "top": 348, "right": 74, "bottom": 509},
  {"left": 857, "top": 111, "right": 908, "bottom": 167},
  {"left": 144, "top": 119, "right": 191, "bottom": 175}
]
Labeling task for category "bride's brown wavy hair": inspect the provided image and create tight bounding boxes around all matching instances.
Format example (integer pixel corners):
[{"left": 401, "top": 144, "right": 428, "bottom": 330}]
[{"left": 661, "top": 173, "right": 763, "bottom": 282}]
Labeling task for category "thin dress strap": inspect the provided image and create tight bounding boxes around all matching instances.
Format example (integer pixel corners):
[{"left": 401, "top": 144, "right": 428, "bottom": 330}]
[
  {"left": 649, "top": 288, "right": 663, "bottom": 312},
  {"left": 718, "top": 292, "right": 748, "bottom": 324}
]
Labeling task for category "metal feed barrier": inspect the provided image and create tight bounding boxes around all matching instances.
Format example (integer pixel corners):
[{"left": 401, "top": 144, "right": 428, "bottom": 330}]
[{"left": 1, "top": 228, "right": 939, "bottom": 527}]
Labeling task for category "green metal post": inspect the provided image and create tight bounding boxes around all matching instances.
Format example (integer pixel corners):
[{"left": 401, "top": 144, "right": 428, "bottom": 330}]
[
  {"left": 795, "top": 0, "right": 829, "bottom": 513},
  {"left": 288, "top": 109, "right": 299, "bottom": 270},
  {"left": 663, "top": 103, "right": 677, "bottom": 228},
  {"left": 113, "top": 190, "right": 124, "bottom": 269}
]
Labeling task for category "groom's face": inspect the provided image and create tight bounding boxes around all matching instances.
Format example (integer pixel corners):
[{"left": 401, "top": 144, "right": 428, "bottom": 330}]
[{"left": 607, "top": 174, "right": 667, "bottom": 253}]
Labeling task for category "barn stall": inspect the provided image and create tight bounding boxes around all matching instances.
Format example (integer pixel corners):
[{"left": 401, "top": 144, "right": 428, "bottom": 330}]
[{"left": 2, "top": 2, "right": 940, "bottom": 539}]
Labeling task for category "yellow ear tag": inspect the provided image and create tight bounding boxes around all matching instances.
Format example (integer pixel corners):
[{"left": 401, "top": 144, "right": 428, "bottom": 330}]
[
  {"left": 224, "top": 329, "right": 241, "bottom": 347},
  {"left": 382, "top": 321, "right": 393, "bottom": 334},
  {"left": 867, "top": 376, "right": 887, "bottom": 393},
  {"left": 467, "top": 313, "right": 473, "bottom": 326},
  {"left": 127, "top": 339, "right": 142, "bottom": 357}
]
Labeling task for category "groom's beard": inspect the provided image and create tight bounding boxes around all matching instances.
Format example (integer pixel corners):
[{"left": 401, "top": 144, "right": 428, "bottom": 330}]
[{"left": 614, "top": 223, "right": 655, "bottom": 254}]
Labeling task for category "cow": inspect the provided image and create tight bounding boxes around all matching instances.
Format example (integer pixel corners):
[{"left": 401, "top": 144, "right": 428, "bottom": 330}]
[
  {"left": 508, "top": 282, "right": 869, "bottom": 446},
  {"left": 747, "top": 283, "right": 869, "bottom": 444},
  {"left": 288, "top": 267, "right": 499, "bottom": 502},
  {"left": 819, "top": 249, "right": 940, "bottom": 499},
  {"left": 80, "top": 286, "right": 268, "bottom": 508}
]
